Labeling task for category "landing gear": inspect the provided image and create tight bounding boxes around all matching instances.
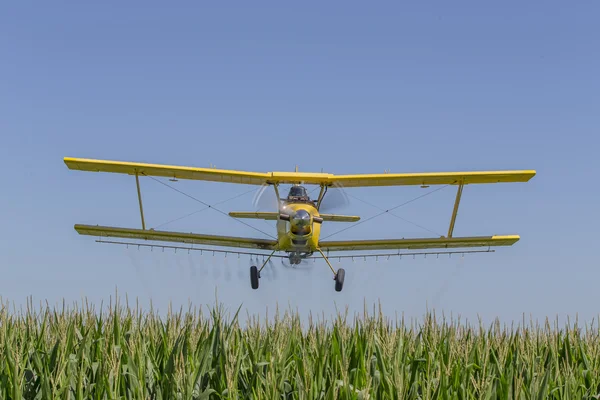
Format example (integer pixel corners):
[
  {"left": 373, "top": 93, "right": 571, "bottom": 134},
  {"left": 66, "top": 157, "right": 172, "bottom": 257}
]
[
  {"left": 249, "top": 249, "right": 277, "bottom": 290},
  {"left": 250, "top": 248, "right": 346, "bottom": 292},
  {"left": 334, "top": 268, "right": 345, "bottom": 292},
  {"left": 317, "top": 248, "right": 346, "bottom": 292},
  {"left": 250, "top": 266, "right": 259, "bottom": 289}
]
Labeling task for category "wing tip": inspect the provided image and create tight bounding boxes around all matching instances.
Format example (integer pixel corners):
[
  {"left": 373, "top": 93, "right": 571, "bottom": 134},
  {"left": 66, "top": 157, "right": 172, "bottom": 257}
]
[
  {"left": 63, "top": 156, "right": 76, "bottom": 168},
  {"left": 492, "top": 234, "right": 521, "bottom": 244},
  {"left": 524, "top": 170, "right": 537, "bottom": 180}
]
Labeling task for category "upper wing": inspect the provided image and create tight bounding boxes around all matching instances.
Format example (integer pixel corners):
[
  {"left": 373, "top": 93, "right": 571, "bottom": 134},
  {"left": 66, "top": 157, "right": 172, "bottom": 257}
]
[
  {"left": 319, "top": 235, "right": 519, "bottom": 251},
  {"left": 64, "top": 157, "right": 535, "bottom": 187},
  {"left": 326, "top": 171, "right": 536, "bottom": 187},
  {"left": 75, "top": 224, "right": 278, "bottom": 250},
  {"left": 65, "top": 157, "right": 272, "bottom": 185}
]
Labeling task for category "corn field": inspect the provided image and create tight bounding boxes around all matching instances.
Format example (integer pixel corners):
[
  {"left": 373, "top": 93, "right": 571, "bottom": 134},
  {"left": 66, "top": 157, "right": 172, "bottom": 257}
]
[{"left": 1, "top": 299, "right": 600, "bottom": 399}]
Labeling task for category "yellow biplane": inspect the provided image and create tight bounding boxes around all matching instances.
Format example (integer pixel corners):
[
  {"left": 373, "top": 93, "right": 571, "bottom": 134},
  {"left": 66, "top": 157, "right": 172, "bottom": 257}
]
[{"left": 64, "top": 157, "right": 535, "bottom": 292}]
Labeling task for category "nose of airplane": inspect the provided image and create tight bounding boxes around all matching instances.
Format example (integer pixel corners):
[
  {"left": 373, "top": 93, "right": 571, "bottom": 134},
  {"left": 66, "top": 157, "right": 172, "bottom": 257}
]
[{"left": 292, "top": 209, "right": 311, "bottom": 226}]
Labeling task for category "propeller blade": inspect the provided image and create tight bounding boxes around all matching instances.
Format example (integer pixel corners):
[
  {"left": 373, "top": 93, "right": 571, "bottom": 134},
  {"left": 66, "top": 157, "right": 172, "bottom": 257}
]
[
  {"left": 319, "top": 183, "right": 350, "bottom": 212},
  {"left": 251, "top": 183, "right": 351, "bottom": 213},
  {"left": 252, "top": 184, "right": 281, "bottom": 211}
]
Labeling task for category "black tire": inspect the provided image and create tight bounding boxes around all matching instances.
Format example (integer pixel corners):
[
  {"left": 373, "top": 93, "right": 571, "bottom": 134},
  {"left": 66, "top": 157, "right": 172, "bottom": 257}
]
[
  {"left": 335, "top": 268, "right": 345, "bottom": 292},
  {"left": 250, "top": 266, "right": 259, "bottom": 289}
]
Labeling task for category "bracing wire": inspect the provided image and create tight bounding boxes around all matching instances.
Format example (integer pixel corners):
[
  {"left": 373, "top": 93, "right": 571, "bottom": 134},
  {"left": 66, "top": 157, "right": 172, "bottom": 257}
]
[
  {"left": 320, "top": 184, "right": 450, "bottom": 240},
  {"left": 344, "top": 192, "right": 444, "bottom": 237},
  {"left": 142, "top": 174, "right": 276, "bottom": 239},
  {"left": 153, "top": 187, "right": 259, "bottom": 229}
]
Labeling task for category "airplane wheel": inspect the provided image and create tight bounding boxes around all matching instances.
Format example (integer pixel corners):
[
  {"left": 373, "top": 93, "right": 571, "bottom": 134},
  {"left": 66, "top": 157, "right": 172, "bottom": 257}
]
[
  {"left": 334, "top": 268, "right": 345, "bottom": 292},
  {"left": 250, "top": 266, "right": 259, "bottom": 289}
]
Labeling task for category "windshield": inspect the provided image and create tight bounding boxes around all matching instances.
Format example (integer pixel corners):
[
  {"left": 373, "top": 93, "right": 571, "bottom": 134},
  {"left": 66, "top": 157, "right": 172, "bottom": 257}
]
[{"left": 288, "top": 186, "right": 308, "bottom": 198}]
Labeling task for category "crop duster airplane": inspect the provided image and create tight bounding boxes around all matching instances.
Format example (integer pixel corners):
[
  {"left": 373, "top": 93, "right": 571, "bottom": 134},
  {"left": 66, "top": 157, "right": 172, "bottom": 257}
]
[{"left": 64, "top": 157, "right": 535, "bottom": 292}]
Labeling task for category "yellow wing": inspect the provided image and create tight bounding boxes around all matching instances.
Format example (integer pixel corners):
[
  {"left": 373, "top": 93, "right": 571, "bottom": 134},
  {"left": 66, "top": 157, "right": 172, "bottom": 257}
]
[
  {"left": 74, "top": 225, "right": 277, "bottom": 250},
  {"left": 228, "top": 212, "right": 280, "bottom": 220},
  {"left": 317, "top": 214, "right": 360, "bottom": 222},
  {"left": 64, "top": 157, "right": 535, "bottom": 187},
  {"left": 65, "top": 157, "right": 271, "bottom": 185},
  {"left": 318, "top": 235, "right": 519, "bottom": 251},
  {"left": 326, "top": 171, "right": 535, "bottom": 187}
]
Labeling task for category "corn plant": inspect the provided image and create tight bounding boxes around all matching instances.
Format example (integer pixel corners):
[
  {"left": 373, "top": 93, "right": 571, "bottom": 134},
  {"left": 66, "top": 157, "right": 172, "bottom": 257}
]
[{"left": 0, "top": 298, "right": 599, "bottom": 399}]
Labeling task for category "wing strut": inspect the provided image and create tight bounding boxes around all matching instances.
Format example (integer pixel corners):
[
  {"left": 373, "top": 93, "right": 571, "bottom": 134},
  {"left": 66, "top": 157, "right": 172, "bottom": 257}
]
[
  {"left": 135, "top": 172, "right": 146, "bottom": 230},
  {"left": 273, "top": 184, "right": 282, "bottom": 214},
  {"left": 316, "top": 185, "right": 326, "bottom": 210},
  {"left": 447, "top": 182, "right": 464, "bottom": 238}
]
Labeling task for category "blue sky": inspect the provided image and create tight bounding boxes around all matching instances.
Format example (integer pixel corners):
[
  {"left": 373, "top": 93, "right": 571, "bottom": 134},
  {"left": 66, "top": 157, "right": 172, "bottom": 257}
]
[{"left": 1, "top": 1, "right": 598, "bottom": 325}]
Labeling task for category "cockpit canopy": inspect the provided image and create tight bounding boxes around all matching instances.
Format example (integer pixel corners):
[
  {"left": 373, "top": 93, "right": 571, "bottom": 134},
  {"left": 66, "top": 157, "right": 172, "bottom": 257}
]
[{"left": 287, "top": 185, "right": 309, "bottom": 199}]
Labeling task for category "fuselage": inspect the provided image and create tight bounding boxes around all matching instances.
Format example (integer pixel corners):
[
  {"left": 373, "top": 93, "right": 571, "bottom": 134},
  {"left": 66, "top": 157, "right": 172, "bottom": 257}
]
[{"left": 276, "top": 201, "right": 322, "bottom": 253}]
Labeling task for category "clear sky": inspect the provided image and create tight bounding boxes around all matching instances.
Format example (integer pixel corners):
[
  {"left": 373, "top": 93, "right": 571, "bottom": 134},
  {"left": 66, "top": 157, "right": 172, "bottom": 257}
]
[{"left": 1, "top": 1, "right": 598, "bottom": 325}]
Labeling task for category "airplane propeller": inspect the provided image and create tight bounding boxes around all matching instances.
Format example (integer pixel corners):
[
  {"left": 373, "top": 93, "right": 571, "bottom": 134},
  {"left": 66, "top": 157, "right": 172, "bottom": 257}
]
[
  {"left": 252, "top": 184, "right": 279, "bottom": 211},
  {"left": 249, "top": 182, "right": 350, "bottom": 267},
  {"left": 318, "top": 182, "right": 350, "bottom": 212}
]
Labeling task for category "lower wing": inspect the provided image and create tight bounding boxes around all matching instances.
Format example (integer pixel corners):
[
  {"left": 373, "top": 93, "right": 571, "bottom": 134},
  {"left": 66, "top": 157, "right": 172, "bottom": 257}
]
[
  {"left": 74, "top": 225, "right": 278, "bottom": 250},
  {"left": 318, "top": 235, "right": 519, "bottom": 251}
]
